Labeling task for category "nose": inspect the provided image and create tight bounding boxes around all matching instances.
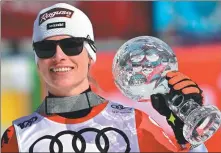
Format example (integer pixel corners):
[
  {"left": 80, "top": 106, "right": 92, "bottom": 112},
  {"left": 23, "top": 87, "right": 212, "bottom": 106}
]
[{"left": 52, "top": 44, "right": 67, "bottom": 62}]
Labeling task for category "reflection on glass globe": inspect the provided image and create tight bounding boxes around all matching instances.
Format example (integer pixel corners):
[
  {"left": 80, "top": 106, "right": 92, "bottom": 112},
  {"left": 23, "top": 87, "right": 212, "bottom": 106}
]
[{"left": 112, "top": 36, "right": 178, "bottom": 102}]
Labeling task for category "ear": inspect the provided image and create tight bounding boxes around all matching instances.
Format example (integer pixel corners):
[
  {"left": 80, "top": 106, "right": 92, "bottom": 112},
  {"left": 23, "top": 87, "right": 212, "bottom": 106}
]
[
  {"left": 88, "top": 57, "right": 95, "bottom": 65},
  {"left": 37, "top": 62, "right": 40, "bottom": 69},
  {"left": 36, "top": 62, "right": 41, "bottom": 72}
]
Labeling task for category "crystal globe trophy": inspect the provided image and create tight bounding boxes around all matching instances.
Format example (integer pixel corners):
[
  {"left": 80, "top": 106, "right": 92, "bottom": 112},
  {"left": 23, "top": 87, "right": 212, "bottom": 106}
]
[{"left": 112, "top": 36, "right": 221, "bottom": 145}]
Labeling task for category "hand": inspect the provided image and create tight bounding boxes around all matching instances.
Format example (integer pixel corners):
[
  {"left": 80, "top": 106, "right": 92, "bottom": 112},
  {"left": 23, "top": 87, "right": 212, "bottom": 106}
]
[{"left": 151, "top": 71, "right": 203, "bottom": 144}]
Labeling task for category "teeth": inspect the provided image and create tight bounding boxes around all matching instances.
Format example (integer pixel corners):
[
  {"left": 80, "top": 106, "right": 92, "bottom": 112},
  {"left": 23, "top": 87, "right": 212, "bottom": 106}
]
[{"left": 51, "top": 67, "right": 72, "bottom": 72}]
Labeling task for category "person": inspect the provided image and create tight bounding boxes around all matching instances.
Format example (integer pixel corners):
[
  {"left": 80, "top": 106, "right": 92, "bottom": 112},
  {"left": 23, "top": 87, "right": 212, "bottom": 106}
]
[{"left": 1, "top": 3, "right": 208, "bottom": 152}]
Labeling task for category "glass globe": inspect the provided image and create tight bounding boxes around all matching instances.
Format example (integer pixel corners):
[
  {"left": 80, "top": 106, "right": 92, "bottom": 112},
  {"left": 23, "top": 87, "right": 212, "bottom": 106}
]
[
  {"left": 112, "top": 36, "right": 221, "bottom": 146},
  {"left": 112, "top": 36, "right": 178, "bottom": 102}
]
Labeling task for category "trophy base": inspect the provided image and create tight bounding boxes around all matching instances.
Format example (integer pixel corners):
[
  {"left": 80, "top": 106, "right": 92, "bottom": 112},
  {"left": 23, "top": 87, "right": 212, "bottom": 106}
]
[{"left": 183, "top": 105, "right": 221, "bottom": 145}]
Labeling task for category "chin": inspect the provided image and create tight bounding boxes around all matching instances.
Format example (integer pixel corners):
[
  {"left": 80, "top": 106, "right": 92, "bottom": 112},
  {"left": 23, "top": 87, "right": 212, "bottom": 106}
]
[
  {"left": 51, "top": 80, "right": 76, "bottom": 89},
  {"left": 47, "top": 76, "right": 87, "bottom": 91}
]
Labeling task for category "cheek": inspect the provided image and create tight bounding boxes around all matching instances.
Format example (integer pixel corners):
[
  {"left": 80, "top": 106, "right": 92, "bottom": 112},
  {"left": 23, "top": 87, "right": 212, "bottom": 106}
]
[
  {"left": 72, "top": 57, "right": 89, "bottom": 75},
  {"left": 77, "top": 61, "right": 88, "bottom": 74},
  {"left": 37, "top": 61, "right": 49, "bottom": 77}
]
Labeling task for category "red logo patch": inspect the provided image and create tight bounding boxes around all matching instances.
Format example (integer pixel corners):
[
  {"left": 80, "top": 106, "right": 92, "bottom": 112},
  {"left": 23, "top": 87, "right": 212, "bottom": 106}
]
[{"left": 39, "top": 7, "right": 74, "bottom": 25}]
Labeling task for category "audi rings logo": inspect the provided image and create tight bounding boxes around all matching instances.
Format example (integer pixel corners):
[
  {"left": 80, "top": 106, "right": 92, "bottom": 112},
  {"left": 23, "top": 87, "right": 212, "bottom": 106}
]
[{"left": 29, "top": 127, "right": 131, "bottom": 153}]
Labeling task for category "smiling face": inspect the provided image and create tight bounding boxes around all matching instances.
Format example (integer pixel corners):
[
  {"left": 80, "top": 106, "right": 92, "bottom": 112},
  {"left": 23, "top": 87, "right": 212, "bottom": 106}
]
[{"left": 37, "top": 35, "right": 91, "bottom": 96}]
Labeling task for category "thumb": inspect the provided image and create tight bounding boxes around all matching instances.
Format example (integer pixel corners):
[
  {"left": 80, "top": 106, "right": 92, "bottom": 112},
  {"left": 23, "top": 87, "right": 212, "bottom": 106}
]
[{"left": 151, "top": 93, "right": 171, "bottom": 117}]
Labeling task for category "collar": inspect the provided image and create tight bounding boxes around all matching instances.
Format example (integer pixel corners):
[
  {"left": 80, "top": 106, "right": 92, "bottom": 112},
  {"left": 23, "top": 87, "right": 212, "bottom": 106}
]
[{"left": 36, "top": 90, "right": 106, "bottom": 115}]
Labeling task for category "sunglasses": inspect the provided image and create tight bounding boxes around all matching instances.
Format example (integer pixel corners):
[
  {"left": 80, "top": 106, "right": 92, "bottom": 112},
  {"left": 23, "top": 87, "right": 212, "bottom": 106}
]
[{"left": 33, "top": 37, "right": 95, "bottom": 59}]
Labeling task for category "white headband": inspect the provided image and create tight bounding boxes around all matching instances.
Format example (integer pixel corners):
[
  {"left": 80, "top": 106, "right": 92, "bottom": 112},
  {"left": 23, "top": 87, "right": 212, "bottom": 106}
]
[{"left": 33, "top": 3, "right": 96, "bottom": 62}]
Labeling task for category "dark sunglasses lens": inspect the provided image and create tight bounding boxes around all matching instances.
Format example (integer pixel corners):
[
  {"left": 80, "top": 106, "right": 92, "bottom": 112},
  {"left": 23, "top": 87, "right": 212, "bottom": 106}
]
[
  {"left": 60, "top": 38, "right": 83, "bottom": 56},
  {"left": 33, "top": 41, "right": 56, "bottom": 58}
]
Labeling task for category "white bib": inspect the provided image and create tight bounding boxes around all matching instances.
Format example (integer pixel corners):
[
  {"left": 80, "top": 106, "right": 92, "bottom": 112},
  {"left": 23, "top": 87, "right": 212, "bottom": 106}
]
[{"left": 13, "top": 102, "right": 140, "bottom": 152}]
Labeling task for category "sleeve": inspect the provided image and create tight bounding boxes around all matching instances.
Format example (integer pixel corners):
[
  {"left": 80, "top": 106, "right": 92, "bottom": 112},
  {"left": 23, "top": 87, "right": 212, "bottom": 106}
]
[
  {"left": 1, "top": 125, "right": 19, "bottom": 152},
  {"left": 135, "top": 109, "right": 193, "bottom": 152}
]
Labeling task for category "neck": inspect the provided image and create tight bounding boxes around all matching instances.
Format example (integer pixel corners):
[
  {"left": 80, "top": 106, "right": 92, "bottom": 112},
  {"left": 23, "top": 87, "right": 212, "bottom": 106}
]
[
  {"left": 46, "top": 87, "right": 94, "bottom": 119},
  {"left": 39, "top": 86, "right": 105, "bottom": 116},
  {"left": 48, "top": 87, "right": 92, "bottom": 98}
]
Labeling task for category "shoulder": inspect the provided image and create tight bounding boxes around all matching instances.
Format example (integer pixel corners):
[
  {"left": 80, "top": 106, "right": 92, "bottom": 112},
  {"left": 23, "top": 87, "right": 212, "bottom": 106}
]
[
  {"left": 133, "top": 108, "right": 183, "bottom": 152},
  {"left": 108, "top": 101, "right": 134, "bottom": 110},
  {"left": 107, "top": 101, "right": 135, "bottom": 114},
  {"left": 1, "top": 112, "right": 42, "bottom": 151},
  {"left": 133, "top": 108, "right": 162, "bottom": 128},
  {"left": 1, "top": 125, "right": 15, "bottom": 147},
  {"left": 106, "top": 101, "right": 161, "bottom": 127},
  {"left": 13, "top": 112, "right": 43, "bottom": 130},
  {"left": 1, "top": 125, "right": 18, "bottom": 152}
]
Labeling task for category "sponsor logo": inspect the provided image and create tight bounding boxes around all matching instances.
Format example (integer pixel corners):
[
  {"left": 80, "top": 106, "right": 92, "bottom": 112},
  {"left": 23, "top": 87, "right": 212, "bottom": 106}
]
[
  {"left": 39, "top": 7, "right": 74, "bottom": 25},
  {"left": 29, "top": 127, "right": 130, "bottom": 153},
  {"left": 47, "top": 22, "right": 66, "bottom": 30},
  {"left": 111, "top": 104, "right": 133, "bottom": 113},
  {"left": 18, "top": 116, "right": 38, "bottom": 129}
]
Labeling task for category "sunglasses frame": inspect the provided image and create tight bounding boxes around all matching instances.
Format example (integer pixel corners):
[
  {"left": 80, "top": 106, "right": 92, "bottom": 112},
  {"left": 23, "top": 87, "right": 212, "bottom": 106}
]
[{"left": 33, "top": 37, "right": 96, "bottom": 58}]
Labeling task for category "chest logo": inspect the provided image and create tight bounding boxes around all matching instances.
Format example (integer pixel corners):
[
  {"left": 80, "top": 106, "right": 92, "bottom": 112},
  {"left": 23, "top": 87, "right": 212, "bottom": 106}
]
[{"left": 29, "top": 127, "right": 131, "bottom": 153}]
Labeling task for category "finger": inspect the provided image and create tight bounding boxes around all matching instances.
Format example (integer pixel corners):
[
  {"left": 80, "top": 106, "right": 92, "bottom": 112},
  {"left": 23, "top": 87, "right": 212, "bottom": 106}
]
[
  {"left": 151, "top": 94, "right": 160, "bottom": 108},
  {"left": 166, "top": 71, "right": 189, "bottom": 78},
  {"left": 168, "top": 75, "right": 189, "bottom": 85},
  {"left": 151, "top": 94, "right": 168, "bottom": 109},
  {"left": 166, "top": 71, "right": 178, "bottom": 78},
  {"left": 182, "top": 87, "right": 200, "bottom": 94},
  {"left": 173, "top": 80, "right": 196, "bottom": 90},
  {"left": 151, "top": 94, "right": 171, "bottom": 116}
]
